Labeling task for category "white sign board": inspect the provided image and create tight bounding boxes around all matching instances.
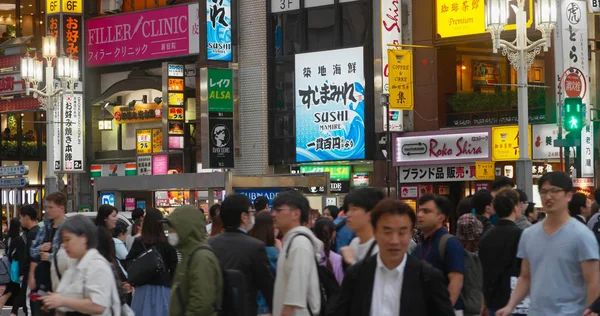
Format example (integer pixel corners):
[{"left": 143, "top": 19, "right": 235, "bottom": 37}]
[
  {"left": 137, "top": 156, "right": 153, "bottom": 176},
  {"left": 399, "top": 164, "right": 477, "bottom": 183},
  {"left": 394, "top": 131, "right": 490, "bottom": 165},
  {"left": 53, "top": 86, "right": 63, "bottom": 172},
  {"left": 0, "top": 177, "right": 29, "bottom": 188},
  {"left": 581, "top": 124, "right": 594, "bottom": 177},
  {"left": 271, "top": 0, "right": 299, "bottom": 12},
  {"left": 0, "top": 165, "right": 28, "bottom": 177},
  {"left": 62, "top": 93, "right": 85, "bottom": 172},
  {"left": 400, "top": 186, "right": 418, "bottom": 198},
  {"left": 589, "top": 0, "right": 600, "bottom": 13},
  {"left": 532, "top": 124, "right": 574, "bottom": 159}
]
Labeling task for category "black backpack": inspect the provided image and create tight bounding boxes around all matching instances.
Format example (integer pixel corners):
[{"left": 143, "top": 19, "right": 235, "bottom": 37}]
[
  {"left": 287, "top": 232, "right": 340, "bottom": 316},
  {"left": 176, "top": 245, "right": 246, "bottom": 316}
]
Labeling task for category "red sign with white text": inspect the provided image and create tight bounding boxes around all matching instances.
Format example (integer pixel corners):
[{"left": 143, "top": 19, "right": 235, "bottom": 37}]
[{"left": 0, "top": 74, "right": 25, "bottom": 96}]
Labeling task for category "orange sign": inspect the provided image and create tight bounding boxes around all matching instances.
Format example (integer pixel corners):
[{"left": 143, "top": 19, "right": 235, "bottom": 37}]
[
  {"left": 168, "top": 78, "right": 184, "bottom": 91},
  {"left": 168, "top": 107, "right": 184, "bottom": 120},
  {"left": 114, "top": 103, "right": 162, "bottom": 124},
  {"left": 152, "top": 128, "right": 163, "bottom": 153}
]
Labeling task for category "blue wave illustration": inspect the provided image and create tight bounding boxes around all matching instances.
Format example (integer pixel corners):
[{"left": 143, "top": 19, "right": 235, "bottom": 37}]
[{"left": 206, "top": 0, "right": 232, "bottom": 61}]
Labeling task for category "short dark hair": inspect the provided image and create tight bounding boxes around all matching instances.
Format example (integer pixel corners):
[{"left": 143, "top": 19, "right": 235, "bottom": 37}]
[
  {"left": 273, "top": 190, "right": 310, "bottom": 224},
  {"left": 493, "top": 189, "right": 519, "bottom": 218},
  {"left": 221, "top": 194, "right": 252, "bottom": 228},
  {"left": 492, "top": 176, "right": 515, "bottom": 192},
  {"left": 472, "top": 190, "right": 493, "bottom": 215},
  {"left": 538, "top": 171, "right": 573, "bottom": 192},
  {"left": 569, "top": 193, "right": 588, "bottom": 217},
  {"left": 456, "top": 197, "right": 473, "bottom": 217},
  {"left": 418, "top": 194, "right": 453, "bottom": 217},
  {"left": 60, "top": 215, "right": 98, "bottom": 249},
  {"left": 132, "top": 208, "right": 145, "bottom": 221},
  {"left": 209, "top": 204, "right": 221, "bottom": 219},
  {"left": 514, "top": 189, "right": 528, "bottom": 202},
  {"left": 371, "top": 199, "right": 416, "bottom": 229},
  {"left": 344, "top": 187, "right": 385, "bottom": 213},
  {"left": 323, "top": 205, "right": 340, "bottom": 219},
  {"left": 524, "top": 202, "right": 536, "bottom": 217},
  {"left": 19, "top": 205, "right": 38, "bottom": 221},
  {"left": 253, "top": 196, "right": 269, "bottom": 211},
  {"left": 46, "top": 192, "right": 67, "bottom": 208},
  {"left": 112, "top": 222, "right": 128, "bottom": 238}
]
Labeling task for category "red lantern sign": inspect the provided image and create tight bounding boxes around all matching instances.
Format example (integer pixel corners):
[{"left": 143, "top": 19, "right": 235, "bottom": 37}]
[{"left": 565, "top": 73, "right": 583, "bottom": 98}]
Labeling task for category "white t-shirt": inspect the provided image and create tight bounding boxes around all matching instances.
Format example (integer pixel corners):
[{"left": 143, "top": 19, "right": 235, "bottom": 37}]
[{"left": 349, "top": 237, "right": 379, "bottom": 264}]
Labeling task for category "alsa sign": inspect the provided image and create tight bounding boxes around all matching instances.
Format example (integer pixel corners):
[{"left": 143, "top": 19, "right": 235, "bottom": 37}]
[
  {"left": 393, "top": 130, "right": 491, "bottom": 166},
  {"left": 0, "top": 74, "right": 25, "bottom": 96}
]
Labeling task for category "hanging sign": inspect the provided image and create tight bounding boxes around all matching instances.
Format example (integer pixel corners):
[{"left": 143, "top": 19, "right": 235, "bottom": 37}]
[
  {"left": 208, "top": 118, "right": 235, "bottom": 168},
  {"left": 206, "top": 0, "right": 232, "bottom": 61},
  {"left": 491, "top": 125, "right": 532, "bottom": 161},
  {"left": 136, "top": 129, "right": 152, "bottom": 155},
  {"left": 62, "top": 93, "right": 84, "bottom": 172},
  {"left": 207, "top": 68, "right": 234, "bottom": 116},
  {"left": 388, "top": 50, "right": 414, "bottom": 110},
  {"left": 400, "top": 164, "right": 477, "bottom": 183},
  {"left": 475, "top": 162, "right": 495, "bottom": 181},
  {"left": 295, "top": 46, "right": 366, "bottom": 163}
]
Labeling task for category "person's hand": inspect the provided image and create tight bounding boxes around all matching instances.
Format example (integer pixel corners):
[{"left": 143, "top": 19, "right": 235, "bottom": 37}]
[
  {"left": 281, "top": 305, "right": 295, "bottom": 316},
  {"left": 40, "top": 292, "right": 64, "bottom": 310},
  {"left": 340, "top": 246, "right": 356, "bottom": 265},
  {"left": 40, "top": 252, "right": 50, "bottom": 261},
  {"left": 122, "top": 282, "right": 133, "bottom": 293},
  {"left": 494, "top": 306, "right": 513, "bottom": 316},
  {"left": 584, "top": 308, "right": 599, "bottom": 316},
  {"left": 40, "top": 242, "right": 52, "bottom": 252}
]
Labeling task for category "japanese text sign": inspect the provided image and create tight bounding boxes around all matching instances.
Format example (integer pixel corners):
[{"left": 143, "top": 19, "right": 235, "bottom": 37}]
[
  {"left": 295, "top": 46, "right": 366, "bottom": 163},
  {"left": 400, "top": 164, "right": 477, "bottom": 183},
  {"left": 152, "top": 154, "right": 169, "bottom": 175},
  {"left": 206, "top": 0, "right": 232, "bottom": 61},
  {"left": 168, "top": 107, "right": 185, "bottom": 120},
  {"left": 381, "top": 0, "right": 402, "bottom": 95},
  {"left": 86, "top": 3, "right": 200, "bottom": 66},
  {"left": 137, "top": 129, "right": 152, "bottom": 155},
  {"left": 114, "top": 104, "right": 162, "bottom": 124},
  {"left": 62, "top": 93, "right": 84, "bottom": 172},
  {"left": 532, "top": 124, "right": 574, "bottom": 159},
  {"left": 152, "top": 128, "right": 163, "bottom": 153},
  {"left": 393, "top": 129, "right": 491, "bottom": 166},
  {"left": 475, "top": 162, "right": 495, "bottom": 181},
  {"left": 388, "top": 50, "right": 414, "bottom": 110},
  {"left": 207, "top": 68, "right": 233, "bottom": 114},
  {"left": 0, "top": 74, "right": 26, "bottom": 96},
  {"left": 137, "top": 156, "right": 152, "bottom": 175},
  {"left": 299, "top": 165, "right": 351, "bottom": 181},
  {"left": 491, "top": 125, "right": 532, "bottom": 161},
  {"left": 581, "top": 124, "right": 594, "bottom": 177},
  {"left": 63, "top": 15, "right": 82, "bottom": 61},
  {"left": 53, "top": 90, "right": 63, "bottom": 172}
]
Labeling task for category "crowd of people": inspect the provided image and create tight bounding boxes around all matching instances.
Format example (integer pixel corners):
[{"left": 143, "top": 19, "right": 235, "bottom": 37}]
[{"left": 1, "top": 171, "right": 599, "bottom": 315}]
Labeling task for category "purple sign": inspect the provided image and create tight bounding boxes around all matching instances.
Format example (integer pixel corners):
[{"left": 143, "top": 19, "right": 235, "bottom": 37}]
[
  {"left": 152, "top": 154, "right": 168, "bottom": 175},
  {"left": 124, "top": 197, "right": 136, "bottom": 211},
  {"left": 86, "top": 3, "right": 200, "bottom": 66}
]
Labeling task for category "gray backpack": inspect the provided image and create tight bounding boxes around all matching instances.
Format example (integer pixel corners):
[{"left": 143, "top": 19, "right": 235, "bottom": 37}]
[{"left": 439, "top": 234, "right": 483, "bottom": 315}]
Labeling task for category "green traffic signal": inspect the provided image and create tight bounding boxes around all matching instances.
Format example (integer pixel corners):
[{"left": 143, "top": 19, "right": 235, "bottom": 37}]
[{"left": 564, "top": 97, "right": 583, "bottom": 132}]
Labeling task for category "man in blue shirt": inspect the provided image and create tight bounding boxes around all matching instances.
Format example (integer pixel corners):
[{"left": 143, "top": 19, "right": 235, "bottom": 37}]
[
  {"left": 332, "top": 205, "right": 356, "bottom": 253},
  {"left": 414, "top": 194, "right": 465, "bottom": 315}
]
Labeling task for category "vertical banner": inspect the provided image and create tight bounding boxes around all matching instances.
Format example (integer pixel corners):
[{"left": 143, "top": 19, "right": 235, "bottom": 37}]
[
  {"left": 381, "top": 0, "right": 403, "bottom": 131},
  {"left": 62, "top": 93, "right": 84, "bottom": 172},
  {"left": 166, "top": 64, "right": 186, "bottom": 150},
  {"left": 53, "top": 93, "right": 63, "bottom": 172},
  {"left": 208, "top": 118, "right": 234, "bottom": 168},
  {"left": 388, "top": 50, "right": 414, "bottom": 110},
  {"left": 207, "top": 69, "right": 234, "bottom": 117},
  {"left": 203, "top": 68, "right": 235, "bottom": 168},
  {"left": 206, "top": 0, "right": 232, "bottom": 61},
  {"left": 294, "top": 46, "right": 366, "bottom": 162}
]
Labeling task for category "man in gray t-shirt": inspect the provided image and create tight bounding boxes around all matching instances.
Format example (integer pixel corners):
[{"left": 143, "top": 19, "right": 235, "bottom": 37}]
[{"left": 497, "top": 172, "right": 600, "bottom": 316}]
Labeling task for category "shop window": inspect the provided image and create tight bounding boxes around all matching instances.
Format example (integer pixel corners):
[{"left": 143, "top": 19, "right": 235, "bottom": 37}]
[
  {"left": 341, "top": 2, "right": 368, "bottom": 47},
  {"left": 273, "top": 56, "right": 295, "bottom": 111},
  {"left": 272, "top": 13, "right": 301, "bottom": 56},
  {"left": 306, "top": 7, "right": 334, "bottom": 51}
]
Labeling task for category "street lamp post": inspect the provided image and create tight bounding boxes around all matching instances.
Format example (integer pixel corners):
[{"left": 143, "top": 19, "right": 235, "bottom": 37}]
[
  {"left": 485, "top": 0, "right": 557, "bottom": 199},
  {"left": 20, "top": 36, "right": 79, "bottom": 195}
]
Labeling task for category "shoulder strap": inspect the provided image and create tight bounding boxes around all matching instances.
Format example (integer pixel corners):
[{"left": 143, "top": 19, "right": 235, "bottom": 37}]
[
  {"left": 365, "top": 240, "right": 377, "bottom": 259},
  {"left": 285, "top": 232, "right": 314, "bottom": 259},
  {"left": 53, "top": 247, "right": 62, "bottom": 280},
  {"left": 284, "top": 232, "right": 318, "bottom": 316},
  {"left": 438, "top": 234, "right": 453, "bottom": 261},
  {"left": 177, "top": 244, "right": 215, "bottom": 316},
  {"left": 335, "top": 218, "right": 347, "bottom": 231}
]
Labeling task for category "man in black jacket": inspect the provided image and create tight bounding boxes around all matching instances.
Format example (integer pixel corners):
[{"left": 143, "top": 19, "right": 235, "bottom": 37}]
[
  {"left": 332, "top": 198, "right": 454, "bottom": 316},
  {"left": 479, "top": 189, "right": 525, "bottom": 315},
  {"left": 208, "top": 194, "right": 275, "bottom": 316}
]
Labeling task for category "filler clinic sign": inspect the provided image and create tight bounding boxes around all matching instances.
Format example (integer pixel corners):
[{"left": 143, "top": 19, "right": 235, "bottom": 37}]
[
  {"left": 206, "top": 0, "right": 232, "bottom": 61},
  {"left": 295, "top": 46, "right": 366, "bottom": 163},
  {"left": 86, "top": 3, "right": 200, "bottom": 66}
]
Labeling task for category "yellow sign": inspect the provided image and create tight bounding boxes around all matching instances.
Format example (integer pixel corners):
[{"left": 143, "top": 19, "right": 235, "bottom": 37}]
[
  {"left": 491, "top": 125, "right": 532, "bottom": 161},
  {"left": 475, "top": 162, "right": 495, "bottom": 181},
  {"left": 436, "top": 0, "right": 533, "bottom": 38},
  {"left": 168, "top": 107, "right": 185, "bottom": 120},
  {"left": 168, "top": 92, "right": 185, "bottom": 106},
  {"left": 136, "top": 130, "right": 152, "bottom": 155},
  {"left": 388, "top": 50, "right": 414, "bottom": 110},
  {"left": 114, "top": 103, "right": 162, "bottom": 124},
  {"left": 47, "top": 0, "right": 82, "bottom": 13},
  {"left": 152, "top": 128, "right": 163, "bottom": 153}
]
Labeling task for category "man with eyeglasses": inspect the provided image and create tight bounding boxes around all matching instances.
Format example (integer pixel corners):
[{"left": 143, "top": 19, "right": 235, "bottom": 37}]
[{"left": 496, "top": 172, "right": 600, "bottom": 316}]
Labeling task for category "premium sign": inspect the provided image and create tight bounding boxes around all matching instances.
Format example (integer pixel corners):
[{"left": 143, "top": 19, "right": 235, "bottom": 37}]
[
  {"left": 208, "top": 118, "right": 234, "bottom": 168},
  {"left": 62, "top": 93, "right": 84, "bottom": 172},
  {"left": 393, "top": 129, "right": 491, "bottom": 166},
  {"left": 400, "top": 164, "right": 477, "bottom": 183},
  {"left": 206, "top": 0, "right": 232, "bottom": 61},
  {"left": 532, "top": 124, "right": 574, "bottom": 159},
  {"left": 491, "top": 125, "right": 532, "bottom": 161},
  {"left": 86, "top": 3, "right": 200, "bottom": 66},
  {"left": 299, "top": 165, "right": 351, "bottom": 181},
  {"left": 388, "top": 50, "right": 414, "bottom": 110},
  {"left": 295, "top": 46, "right": 365, "bottom": 162},
  {"left": 0, "top": 74, "right": 26, "bottom": 96},
  {"left": 436, "top": 0, "right": 485, "bottom": 38}
]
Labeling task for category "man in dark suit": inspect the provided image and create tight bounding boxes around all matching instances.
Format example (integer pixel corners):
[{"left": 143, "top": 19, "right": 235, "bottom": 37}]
[
  {"left": 208, "top": 194, "right": 275, "bottom": 316},
  {"left": 332, "top": 199, "right": 454, "bottom": 316}
]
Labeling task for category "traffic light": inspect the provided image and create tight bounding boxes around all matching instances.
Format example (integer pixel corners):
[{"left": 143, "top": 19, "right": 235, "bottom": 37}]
[{"left": 564, "top": 97, "right": 584, "bottom": 132}]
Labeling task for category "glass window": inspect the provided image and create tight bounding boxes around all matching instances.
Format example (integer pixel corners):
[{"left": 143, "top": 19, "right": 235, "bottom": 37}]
[
  {"left": 306, "top": 7, "right": 334, "bottom": 51},
  {"left": 273, "top": 13, "right": 301, "bottom": 56},
  {"left": 341, "top": 2, "right": 368, "bottom": 47}
]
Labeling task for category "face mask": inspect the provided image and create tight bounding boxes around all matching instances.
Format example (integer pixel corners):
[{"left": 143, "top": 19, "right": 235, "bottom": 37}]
[{"left": 167, "top": 233, "right": 179, "bottom": 246}]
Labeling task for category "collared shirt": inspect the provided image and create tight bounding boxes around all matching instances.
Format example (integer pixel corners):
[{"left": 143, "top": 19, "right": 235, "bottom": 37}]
[
  {"left": 370, "top": 253, "right": 407, "bottom": 316},
  {"left": 30, "top": 219, "right": 62, "bottom": 262}
]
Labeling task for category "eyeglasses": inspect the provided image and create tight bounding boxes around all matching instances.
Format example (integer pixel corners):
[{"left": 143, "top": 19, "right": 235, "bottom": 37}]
[{"left": 539, "top": 188, "right": 565, "bottom": 196}]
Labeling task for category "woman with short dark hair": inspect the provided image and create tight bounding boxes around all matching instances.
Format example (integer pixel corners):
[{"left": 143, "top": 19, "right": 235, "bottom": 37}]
[{"left": 250, "top": 210, "right": 279, "bottom": 316}]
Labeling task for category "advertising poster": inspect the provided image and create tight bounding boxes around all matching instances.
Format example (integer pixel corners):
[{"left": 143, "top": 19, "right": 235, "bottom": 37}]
[
  {"left": 136, "top": 129, "right": 152, "bottom": 154},
  {"left": 152, "top": 154, "right": 169, "bottom": 175},
  {"left": 206, "top": 0, "right": 232, "bottom": 61},
  {"left": 295, "top": 46, "right": 365, "bottom": 162},
  {"left": 208, "top": 118, "right": 234, "bottom": 168}
]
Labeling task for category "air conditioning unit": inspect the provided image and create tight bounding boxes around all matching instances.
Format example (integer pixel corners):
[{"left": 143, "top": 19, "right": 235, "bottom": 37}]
[{"left": 100, "top": 0, "right": 122, "bottom": 14}]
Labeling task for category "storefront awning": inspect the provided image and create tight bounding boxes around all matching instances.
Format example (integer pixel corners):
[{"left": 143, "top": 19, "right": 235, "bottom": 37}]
[{"left": 0, "top": 98, "right": 41, "bottom": 113}]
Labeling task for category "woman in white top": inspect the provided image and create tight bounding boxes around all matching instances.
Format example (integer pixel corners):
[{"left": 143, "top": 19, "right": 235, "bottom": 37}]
[{"left": 40, "top": 215, "right": 121, "bottom": 316}]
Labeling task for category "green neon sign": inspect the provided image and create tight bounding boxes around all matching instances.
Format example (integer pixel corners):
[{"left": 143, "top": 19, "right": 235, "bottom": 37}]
[{"left": 299, "top": 165, "right": 351, "bottom": 181}]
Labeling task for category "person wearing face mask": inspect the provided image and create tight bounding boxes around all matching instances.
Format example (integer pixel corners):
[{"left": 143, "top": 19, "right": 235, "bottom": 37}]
[{"left": 208, "top": 194, "right": 275, "bottom": 316}]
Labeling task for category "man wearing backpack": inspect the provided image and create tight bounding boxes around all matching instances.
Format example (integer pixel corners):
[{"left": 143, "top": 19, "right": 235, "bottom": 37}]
[
  {"left": 272, "top": 190, "right": 322, "bottom": 316},
  {"left": 414, "top": 194, "right": 467, "bottom": 316},
  {"left": 19, "top": 204, "right": 40, "bottom": 316},
  {"left": 479, "top": 189, "right": 526, "bottom": 316},
  {"left": 166, "top": 205, "right": 223, "bottom": 316}
]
